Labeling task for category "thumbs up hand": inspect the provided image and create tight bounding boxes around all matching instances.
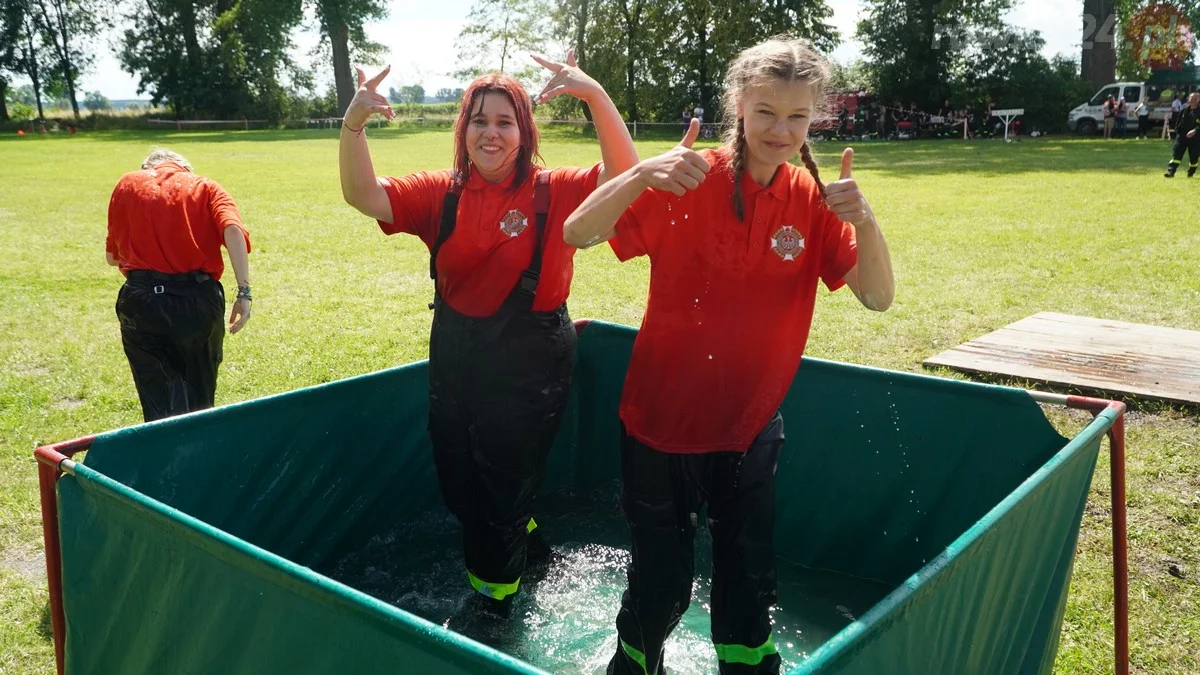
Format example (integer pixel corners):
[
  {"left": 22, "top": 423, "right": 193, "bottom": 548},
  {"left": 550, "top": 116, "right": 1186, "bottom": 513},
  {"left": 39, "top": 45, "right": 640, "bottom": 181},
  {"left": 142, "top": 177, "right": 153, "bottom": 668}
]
[
  {"left": 634, "top": 118, "right": 711, "bottom": 196},
  {"left": 823, "top": 148, "right": 872, "bottom": 227}
]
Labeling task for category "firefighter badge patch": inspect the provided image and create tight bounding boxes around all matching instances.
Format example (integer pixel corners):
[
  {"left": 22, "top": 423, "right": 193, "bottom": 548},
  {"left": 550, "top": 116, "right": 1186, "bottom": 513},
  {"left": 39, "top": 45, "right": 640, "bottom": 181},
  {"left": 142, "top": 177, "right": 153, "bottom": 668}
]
[
  {"left": 770, "top": 225, "right": 805, "bottom": 261},
  {"left": 499, "top": 209, "right": 529, "bottom": 237}
]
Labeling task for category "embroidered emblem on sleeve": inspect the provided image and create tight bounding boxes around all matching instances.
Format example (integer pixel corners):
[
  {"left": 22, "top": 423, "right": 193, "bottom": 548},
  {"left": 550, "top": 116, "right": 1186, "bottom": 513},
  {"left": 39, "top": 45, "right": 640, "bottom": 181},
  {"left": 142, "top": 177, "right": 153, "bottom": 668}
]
[
  {"left": 500, "top": 209, "right": 529, "bottom": 237},
  {"left": 770, "top": 225, "right": 805, "bottom": 261}
]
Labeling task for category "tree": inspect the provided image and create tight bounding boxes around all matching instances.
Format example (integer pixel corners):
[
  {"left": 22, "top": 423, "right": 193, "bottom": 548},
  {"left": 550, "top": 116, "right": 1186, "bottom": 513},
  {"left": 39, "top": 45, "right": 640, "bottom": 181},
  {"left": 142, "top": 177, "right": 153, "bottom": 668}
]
[
  {"left": 857, "top": 0, "right": 1013, "bottom": 111},
  {"left": 1, "top": 0, "right": 27, "bottom": 120},
  {"left": 120, "top": 0, "right": 304, "bottom": 119},
  {"left": 955, "top": 27, "right": 1093, "bottom": 131},
  {"left": 31, "top": 0, "right": 102, "bottom": 120},
  {"left": 400, "top": 84, "right": 425, "bottom": 103},
  {"left": 83, "top": 89, "right": 110, "bottom": 110},
  {"left": 434, "top": 87, "right": 464, "bottom": 102},
  {"left": 830, "top": 59, "right": 873, "bottom": 93},
  {"left": 1082, "top": 0, "right": 1117, "bottom": 88},
  {"left": 16, "top": 0, "right": 49, "bottom": 120},
  {"left": 552, "top": 0, "right": 596, "bottom": 120},
  {"left": 455, "top": 0, "right": 551, "bottom": 86},
  {"left": 614, "top": 0, "right": 645, "bottom": 121},
  {"left": 311, "top": 0, "right": 388, "bottom": 115}
]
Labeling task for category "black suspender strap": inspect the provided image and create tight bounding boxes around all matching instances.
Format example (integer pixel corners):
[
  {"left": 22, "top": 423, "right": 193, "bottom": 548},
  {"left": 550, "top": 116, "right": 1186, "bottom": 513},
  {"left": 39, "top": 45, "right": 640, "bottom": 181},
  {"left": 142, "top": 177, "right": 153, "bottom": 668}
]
[
  {"left": 430, "top": 189, "right": 461, "bottom": 282},
  {"left": 512, "top": 171, "right": 552, "bottom": 309},
  {"left": 428, "top": 171, "right": 552, "bottom": 319}
]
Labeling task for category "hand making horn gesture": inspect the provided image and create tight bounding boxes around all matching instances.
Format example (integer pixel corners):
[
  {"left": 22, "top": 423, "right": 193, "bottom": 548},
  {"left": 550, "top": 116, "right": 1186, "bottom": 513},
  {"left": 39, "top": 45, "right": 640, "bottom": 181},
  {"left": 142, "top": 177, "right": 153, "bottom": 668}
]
[
  {"left": 531, "top": 49, "right": 602, "bottom": 105},
  {"left": 823, "top": 148, "right": 874, "bottom": 228},
  {"left": 636, "top": 118, "right": 711, "bottom": 196},
  {"left": 344, "top": 65, "right": 396, "bottom": 131}
]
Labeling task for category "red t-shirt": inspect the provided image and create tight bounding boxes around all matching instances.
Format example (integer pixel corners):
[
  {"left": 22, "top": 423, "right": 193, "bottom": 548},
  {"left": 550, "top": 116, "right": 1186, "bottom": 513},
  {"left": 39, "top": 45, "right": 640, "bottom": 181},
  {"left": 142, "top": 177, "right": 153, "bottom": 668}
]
[
  {"left": 106, "top": 162, "right": 250, "bottom": 281},
  {"left": 377, "top": 164, "right": 602, "bottom": 318},
  {"left": 610, "top": 147, "right": 858, "bottom": 453}
]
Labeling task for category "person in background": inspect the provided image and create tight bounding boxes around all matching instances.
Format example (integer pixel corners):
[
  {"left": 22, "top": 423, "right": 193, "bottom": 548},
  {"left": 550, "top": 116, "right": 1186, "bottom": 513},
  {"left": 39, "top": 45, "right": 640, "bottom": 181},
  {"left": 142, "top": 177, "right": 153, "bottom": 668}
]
[
  {"left": 1102, "top": 95, "right": 1115, "bottom": 139},
  {"left": 1135, "top": 96, "right": 1152, "bottom": 139},
  {"left": 1114, "top": 97, "right": 1128, "bottom": 139},
  {"left": 106, "top": 148, "right": 252, "bottom": 422},
  {"left": 1165, "top": 92, "right": 1200, "bottom": 178}
]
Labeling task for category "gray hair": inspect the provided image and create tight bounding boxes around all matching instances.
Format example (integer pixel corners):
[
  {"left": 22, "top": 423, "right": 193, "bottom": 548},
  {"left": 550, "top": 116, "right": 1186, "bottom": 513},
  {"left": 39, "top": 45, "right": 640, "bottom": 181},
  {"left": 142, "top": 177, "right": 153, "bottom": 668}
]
[{"left": 141, "top": 148, "right": 192, "bottom": 171}]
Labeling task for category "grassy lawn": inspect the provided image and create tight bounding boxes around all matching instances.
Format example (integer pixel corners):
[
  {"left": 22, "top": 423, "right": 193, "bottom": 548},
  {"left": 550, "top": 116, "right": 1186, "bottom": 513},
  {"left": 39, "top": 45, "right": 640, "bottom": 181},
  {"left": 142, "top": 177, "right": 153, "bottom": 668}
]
[{"left": 1, "top": 127, "right": 1197, "bottom": 674}]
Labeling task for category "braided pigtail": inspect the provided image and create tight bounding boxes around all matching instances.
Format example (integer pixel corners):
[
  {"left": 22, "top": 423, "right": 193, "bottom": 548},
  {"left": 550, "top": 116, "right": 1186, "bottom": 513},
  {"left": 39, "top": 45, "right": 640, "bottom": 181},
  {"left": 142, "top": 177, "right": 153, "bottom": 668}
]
[{"left": 799, "top": 142, "right": 826, "bottom": 198}]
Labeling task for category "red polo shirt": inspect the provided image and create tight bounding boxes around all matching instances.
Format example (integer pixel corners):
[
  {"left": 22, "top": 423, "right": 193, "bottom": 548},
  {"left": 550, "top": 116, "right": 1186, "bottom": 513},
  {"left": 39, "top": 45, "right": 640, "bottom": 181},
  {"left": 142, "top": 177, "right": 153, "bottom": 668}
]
[
  {"left": 106, "top": 162, "right": 250, "bottom": 281},
  {"left": 610, "top": 147, "right": 858, "bottom": 453},
  {"left": 377, "top": 164, "right": 602, "bottom": 318}
]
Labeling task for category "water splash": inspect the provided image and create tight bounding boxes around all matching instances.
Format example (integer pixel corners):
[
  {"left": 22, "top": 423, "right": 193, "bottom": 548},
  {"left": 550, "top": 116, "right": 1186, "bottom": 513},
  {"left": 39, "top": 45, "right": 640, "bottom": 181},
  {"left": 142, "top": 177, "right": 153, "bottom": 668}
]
[{"left": 322, "top": 483, "right": 893, "bottom": 674}]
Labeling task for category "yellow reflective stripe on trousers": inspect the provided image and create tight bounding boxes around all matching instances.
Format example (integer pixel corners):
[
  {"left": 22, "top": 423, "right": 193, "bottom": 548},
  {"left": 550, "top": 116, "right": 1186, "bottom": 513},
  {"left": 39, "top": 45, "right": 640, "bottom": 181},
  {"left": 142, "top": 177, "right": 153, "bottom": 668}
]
[
  {"left": 714, "top": 635, "right": 777, "bottom": 666},
  {"left": 619, "top": 639, "right": 650, "bottom": 675},
  {"left": 527, "top": 517, "right": 537, "bottom": 533},
  {"left": 467, "top": 569, "right": 520, "bottom": 601}
]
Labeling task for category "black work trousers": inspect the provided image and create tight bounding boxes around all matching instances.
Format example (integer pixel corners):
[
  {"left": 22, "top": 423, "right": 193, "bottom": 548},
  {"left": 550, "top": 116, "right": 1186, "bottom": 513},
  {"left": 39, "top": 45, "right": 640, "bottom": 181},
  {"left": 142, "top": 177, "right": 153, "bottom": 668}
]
[
  {"left": 1170, "top": 133, "right": 1200, "bottom": 168},
  {"left": 608, "top": 414, "right": 784, "bottom": 675},
  {"left": 116, "top": 271, "right": 225, "bottom": 423},
  {"left": 427, "top": 297, "right": 576, "bottom": 601}
]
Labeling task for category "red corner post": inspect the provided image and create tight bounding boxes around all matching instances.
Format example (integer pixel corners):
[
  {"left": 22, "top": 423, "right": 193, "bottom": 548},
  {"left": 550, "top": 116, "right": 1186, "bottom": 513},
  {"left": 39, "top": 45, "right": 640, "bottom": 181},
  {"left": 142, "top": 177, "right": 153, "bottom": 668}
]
[
  {"left": 34, "top": 436, "right": 94, "bottom": 675},
  {"left": 1066, "top": 395, "right": 1130, "bottom": 675}
]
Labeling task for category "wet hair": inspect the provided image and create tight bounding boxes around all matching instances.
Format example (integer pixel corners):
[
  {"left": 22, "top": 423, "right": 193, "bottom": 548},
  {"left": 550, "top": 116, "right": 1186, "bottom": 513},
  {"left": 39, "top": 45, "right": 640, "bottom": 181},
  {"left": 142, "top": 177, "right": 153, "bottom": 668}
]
[
  {"left": 452, "top": 73, "right": 542, "bottom": 191},
  {"left": 141, "top": 148, "right": 191, "bottom": 171},
  {"left": 721, "top": 35, "right": 832, "bottom": 220}
]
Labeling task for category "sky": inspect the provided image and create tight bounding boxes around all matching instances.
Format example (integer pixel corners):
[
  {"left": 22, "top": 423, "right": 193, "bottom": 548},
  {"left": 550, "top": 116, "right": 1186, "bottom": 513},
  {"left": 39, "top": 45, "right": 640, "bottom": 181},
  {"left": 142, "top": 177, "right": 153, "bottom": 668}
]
[{"left": 53, "top": 0, "right": 1083, "bottom": 101}]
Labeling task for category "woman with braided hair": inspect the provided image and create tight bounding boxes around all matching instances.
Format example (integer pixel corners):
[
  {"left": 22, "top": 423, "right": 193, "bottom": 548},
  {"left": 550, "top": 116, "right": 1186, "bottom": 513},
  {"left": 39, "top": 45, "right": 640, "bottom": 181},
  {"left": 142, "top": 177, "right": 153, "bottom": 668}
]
[{"left": 563, "top": 35, "right": 895, "bottom": 675}]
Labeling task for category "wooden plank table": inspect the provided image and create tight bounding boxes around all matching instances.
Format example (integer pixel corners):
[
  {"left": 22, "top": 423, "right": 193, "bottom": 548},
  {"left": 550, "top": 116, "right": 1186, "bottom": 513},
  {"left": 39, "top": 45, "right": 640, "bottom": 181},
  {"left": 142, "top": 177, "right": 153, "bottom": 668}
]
[{"left": 924, "top": 312, "right": 1200, "bottom": 405}]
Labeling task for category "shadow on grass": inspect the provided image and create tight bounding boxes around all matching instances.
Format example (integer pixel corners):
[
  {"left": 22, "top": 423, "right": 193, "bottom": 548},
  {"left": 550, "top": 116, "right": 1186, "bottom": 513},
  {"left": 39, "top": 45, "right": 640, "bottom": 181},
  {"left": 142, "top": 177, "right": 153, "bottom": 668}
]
[{"left": 39, "top": 599, "right": 53, "bottom": 640}]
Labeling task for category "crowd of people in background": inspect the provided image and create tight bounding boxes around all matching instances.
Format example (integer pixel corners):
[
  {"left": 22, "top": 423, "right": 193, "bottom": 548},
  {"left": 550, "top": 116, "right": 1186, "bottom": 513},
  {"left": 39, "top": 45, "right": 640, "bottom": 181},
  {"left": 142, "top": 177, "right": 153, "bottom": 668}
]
[{"left": 825, "top": 93, "right": 1016, "bottom": 141}]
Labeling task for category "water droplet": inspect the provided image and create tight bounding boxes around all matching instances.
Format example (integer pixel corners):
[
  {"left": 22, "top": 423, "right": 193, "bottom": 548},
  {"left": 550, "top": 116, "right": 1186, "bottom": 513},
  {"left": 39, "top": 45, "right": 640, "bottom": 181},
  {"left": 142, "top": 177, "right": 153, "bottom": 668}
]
[
  {"left": 670, "top": 219, "right": 676, "bottom": 225},
  {"left": 707, "top": 355, "right": 713, "bottom": 360},
  {"left": 916, "top": 537, "right": 920, "bottom": 542},
  {"left": 883, "top": 530, "right": 888, "bottom": 535}
]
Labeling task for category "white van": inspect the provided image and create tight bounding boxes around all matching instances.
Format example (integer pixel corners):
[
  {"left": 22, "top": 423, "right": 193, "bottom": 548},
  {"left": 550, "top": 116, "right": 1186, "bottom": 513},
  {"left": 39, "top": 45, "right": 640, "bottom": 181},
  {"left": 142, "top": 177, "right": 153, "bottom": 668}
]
[{"left": 1067, "top": 81, "right": 1174, "bottom": 135}]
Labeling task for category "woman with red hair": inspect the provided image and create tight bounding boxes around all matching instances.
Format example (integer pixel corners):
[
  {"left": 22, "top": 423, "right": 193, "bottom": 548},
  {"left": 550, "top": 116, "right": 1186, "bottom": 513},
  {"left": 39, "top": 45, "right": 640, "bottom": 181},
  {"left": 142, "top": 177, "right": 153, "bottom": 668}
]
[{"left": 339, "top": 54, "right": 637, "bottom": 615}]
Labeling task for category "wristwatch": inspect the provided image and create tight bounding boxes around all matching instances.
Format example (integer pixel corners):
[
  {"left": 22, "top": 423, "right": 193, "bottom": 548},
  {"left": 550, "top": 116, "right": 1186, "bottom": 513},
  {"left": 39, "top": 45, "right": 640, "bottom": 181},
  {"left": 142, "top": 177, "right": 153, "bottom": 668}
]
[{"left": 236, "top": 285, "right": 252, "bottom": 301}]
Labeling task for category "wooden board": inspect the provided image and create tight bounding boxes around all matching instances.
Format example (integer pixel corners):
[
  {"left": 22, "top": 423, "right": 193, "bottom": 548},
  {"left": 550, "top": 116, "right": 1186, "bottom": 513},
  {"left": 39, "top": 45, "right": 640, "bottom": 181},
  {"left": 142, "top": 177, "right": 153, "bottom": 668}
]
[{"left": 924, "top": 312, "right": 1200, "bottom": 405}]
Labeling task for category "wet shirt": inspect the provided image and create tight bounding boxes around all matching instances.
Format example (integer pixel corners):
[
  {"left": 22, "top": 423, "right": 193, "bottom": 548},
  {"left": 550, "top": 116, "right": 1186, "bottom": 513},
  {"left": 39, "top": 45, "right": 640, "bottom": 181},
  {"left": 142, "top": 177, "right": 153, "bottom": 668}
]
[
  {"left": 106, "top": 162, "right": 250, "bottom": 280},
  {"left": 610, "top": 147, "right": 858, "bottom": 453},
  {"left": 377, "top": 164, "right": 603, "bottom": 318}
]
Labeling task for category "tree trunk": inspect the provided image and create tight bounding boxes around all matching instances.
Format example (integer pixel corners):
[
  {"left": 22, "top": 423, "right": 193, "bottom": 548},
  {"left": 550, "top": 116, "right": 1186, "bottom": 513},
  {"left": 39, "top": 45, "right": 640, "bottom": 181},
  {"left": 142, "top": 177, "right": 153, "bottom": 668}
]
[
  {"left": 180, "top": 1, "right": 201, "bottom": 71},
  {"left": 574, "top": 0, "right": 592, "bottom": 121},
  {"left": 500, "top": 14, "right": 510, "bottom": 72},
  {"left": 0, "top": 79, "right": 8, "bottom": 121},
  {"left": 1081, "top": 0, "right": 1116, "bottom": 89},
  {"left": 36, "top": 0, "right": 79, "bottom": 119},
  {"left": 697, "top": 9, "right": 709, "bottom": 120},
  {"left": 619, "top": 0, "right": 641, "bottom": 122},
  {"left": 53, "top": 0, "right": 79, "bottom": 119},
  {"left": 22, "top": 16, "right": 45, "bottom": 120},
  {"left": 332, "top": 22, "right": 354, "bottom": 115}
]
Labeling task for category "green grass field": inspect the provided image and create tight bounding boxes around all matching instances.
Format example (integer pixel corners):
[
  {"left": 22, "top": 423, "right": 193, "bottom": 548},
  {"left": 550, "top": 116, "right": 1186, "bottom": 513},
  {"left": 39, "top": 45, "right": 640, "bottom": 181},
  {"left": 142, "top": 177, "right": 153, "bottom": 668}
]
[{"left": 1, "top": 127, "right": 1198, "bottom": 674}]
